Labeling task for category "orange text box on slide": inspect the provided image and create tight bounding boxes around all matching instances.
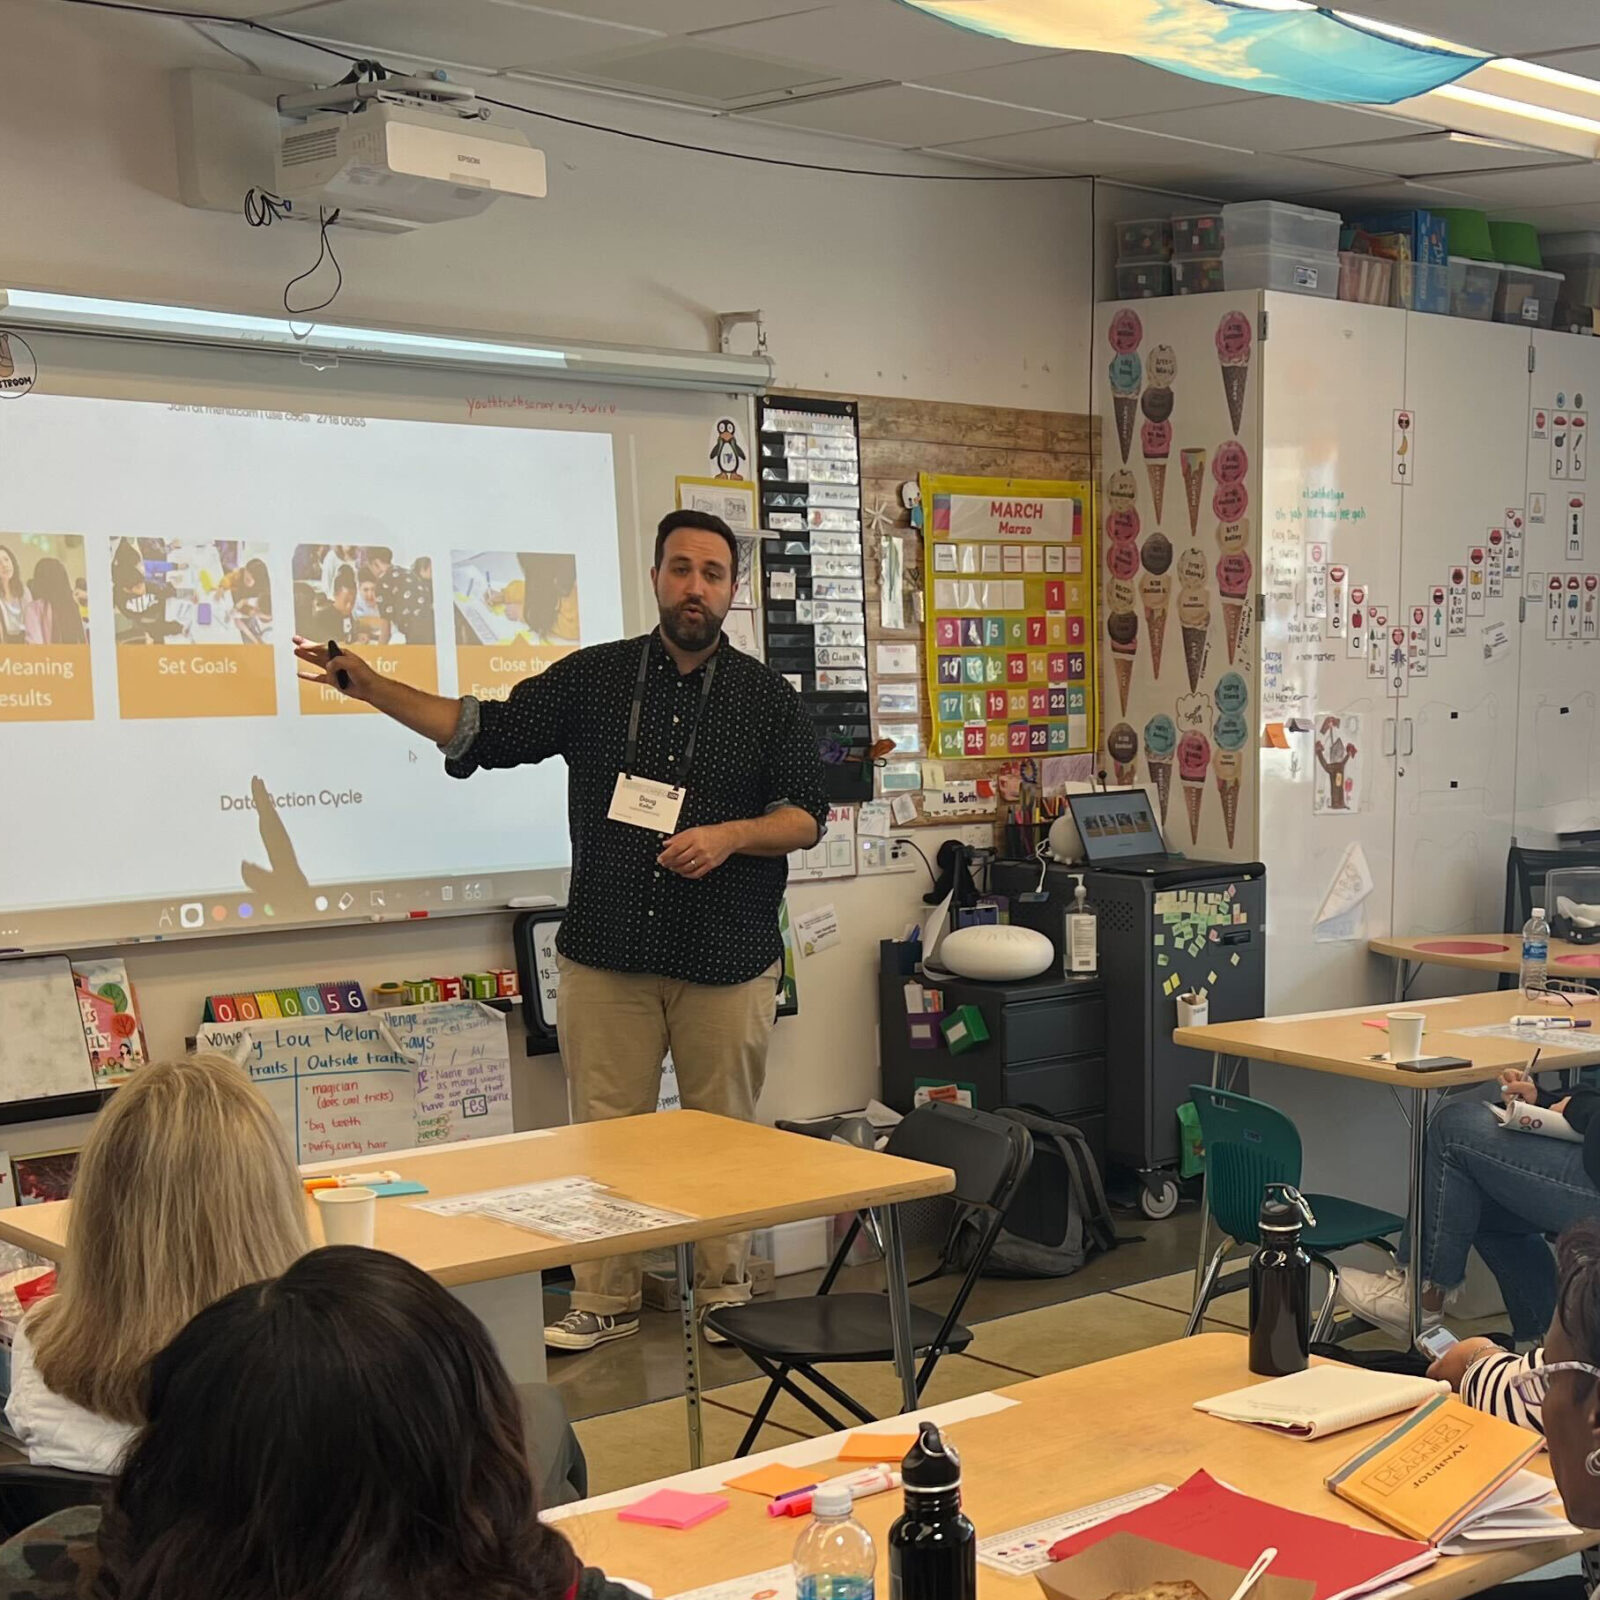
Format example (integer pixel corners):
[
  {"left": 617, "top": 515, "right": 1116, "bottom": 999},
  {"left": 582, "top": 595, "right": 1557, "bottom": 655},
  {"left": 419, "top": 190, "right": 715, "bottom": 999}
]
[
  {"left": 117, "top": 645, "right": 277, "bottom": 719},
  {"left": 456, "top": 643, "right": 575, "bottom": 704},
  {"left": 0, "top": 646, "right": 94, "bottom": 721},
  {"left": 299, "top": 644, "right": 439, "bottom": 715}
]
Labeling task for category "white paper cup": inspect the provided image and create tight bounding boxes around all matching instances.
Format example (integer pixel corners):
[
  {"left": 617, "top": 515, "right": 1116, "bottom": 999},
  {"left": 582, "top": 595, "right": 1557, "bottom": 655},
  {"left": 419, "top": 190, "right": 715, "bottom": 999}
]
[
  {"left": 1387, "top": 1011, "right": 1426, "bottom": 1063},
  {"left": 1176, "top": 995, "right": 1209, "bottom": 1029},
  {"left": 314, "top": 1185, "right": 376, "bottom": 1247}
]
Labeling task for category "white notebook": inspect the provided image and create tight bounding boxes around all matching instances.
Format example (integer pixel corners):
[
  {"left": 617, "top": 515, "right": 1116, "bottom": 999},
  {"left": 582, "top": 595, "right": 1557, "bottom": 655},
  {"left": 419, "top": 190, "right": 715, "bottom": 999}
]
[
  {"left": 1195, "top": 1365, "right": 1449, "bottom": 1439},
  {"left": 1490, "top": 1103, "right": 1583, "bottom": 1143}
]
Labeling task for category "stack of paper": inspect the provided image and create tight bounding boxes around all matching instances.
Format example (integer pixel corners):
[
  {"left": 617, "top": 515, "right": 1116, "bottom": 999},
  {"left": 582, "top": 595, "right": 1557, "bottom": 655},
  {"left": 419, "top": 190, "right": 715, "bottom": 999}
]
[{"left": 1435, "top": 1469, "right": 1581, "bottom": 1555}]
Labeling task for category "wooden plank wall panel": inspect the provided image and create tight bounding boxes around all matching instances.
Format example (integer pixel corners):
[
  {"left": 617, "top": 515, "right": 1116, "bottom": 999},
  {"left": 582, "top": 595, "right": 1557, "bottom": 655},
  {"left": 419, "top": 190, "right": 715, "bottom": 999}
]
[{"left": 782, "top": 391, "right": 1095, "bottom": 816}]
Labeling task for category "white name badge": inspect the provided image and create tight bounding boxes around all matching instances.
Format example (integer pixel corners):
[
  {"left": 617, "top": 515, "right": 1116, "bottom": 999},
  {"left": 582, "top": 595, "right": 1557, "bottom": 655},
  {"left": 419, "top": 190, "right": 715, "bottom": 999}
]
[{"left": 608, "top": 773, "right": 685, "bottom": 833}]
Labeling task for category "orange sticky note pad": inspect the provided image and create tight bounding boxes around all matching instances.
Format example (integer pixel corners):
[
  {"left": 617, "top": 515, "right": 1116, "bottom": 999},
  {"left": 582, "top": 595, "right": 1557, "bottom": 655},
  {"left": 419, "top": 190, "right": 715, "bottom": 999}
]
[
  {"left": 838, "top": 1433, "right": 917, "bottom": 1464},
  {"left": 724, "top": 1463, "right": 820, "bottom": 1498}
]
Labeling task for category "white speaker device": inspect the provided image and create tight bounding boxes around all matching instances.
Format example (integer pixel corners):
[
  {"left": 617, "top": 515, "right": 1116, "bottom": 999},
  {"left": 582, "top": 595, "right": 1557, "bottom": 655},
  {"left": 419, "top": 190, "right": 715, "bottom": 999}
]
[{"left": 939, "top": 924, "right": 1054, "bottom": 982}]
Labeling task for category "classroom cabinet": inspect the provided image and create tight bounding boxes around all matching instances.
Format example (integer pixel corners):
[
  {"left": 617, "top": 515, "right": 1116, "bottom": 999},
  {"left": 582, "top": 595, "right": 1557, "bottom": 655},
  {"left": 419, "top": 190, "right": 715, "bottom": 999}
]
[{"left": 1094, "top": 291, "right": 1600, "bottom": 1212}]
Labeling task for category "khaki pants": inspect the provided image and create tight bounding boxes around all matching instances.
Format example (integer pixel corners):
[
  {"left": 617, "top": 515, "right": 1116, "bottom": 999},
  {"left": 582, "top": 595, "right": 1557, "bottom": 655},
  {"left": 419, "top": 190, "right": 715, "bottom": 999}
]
[{"left": 556, "top": 954, "right": 779, "bottom": 1316}]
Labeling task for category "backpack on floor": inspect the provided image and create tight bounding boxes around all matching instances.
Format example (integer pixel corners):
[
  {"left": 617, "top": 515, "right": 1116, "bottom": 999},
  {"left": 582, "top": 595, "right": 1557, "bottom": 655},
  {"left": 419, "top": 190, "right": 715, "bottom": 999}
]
[{"left": 945, "top": 1107, "right": 1119, "bottom": 1279}]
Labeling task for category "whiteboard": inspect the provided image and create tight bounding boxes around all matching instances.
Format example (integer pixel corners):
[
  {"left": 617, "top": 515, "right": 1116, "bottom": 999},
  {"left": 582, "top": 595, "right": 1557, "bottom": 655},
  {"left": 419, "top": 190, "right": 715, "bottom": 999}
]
[
  {"left": 0, "top": 957, "right": 97, "bottom": 1106},
  {"left": 0, "top": 323, "right": 755, "bottom": 952},
  {"left": 196, "top": 999, "right": 513, "bottom": 1162}
]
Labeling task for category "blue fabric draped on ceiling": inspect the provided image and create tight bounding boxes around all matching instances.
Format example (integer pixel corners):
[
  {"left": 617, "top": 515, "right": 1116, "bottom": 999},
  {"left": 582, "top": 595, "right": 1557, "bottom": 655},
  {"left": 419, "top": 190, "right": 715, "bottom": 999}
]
[{"left": 898, "top": 1, "right": 1487, "bottom": 105}]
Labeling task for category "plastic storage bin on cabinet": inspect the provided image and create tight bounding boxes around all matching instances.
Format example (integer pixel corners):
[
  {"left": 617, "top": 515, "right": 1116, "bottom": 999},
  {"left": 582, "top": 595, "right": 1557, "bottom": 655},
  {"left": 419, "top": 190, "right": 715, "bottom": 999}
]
[
  {"left": 1392, "top": 259, "right": 1451, "bottom": 316},
  {"left": 1115, "top": 261, "right": 1172, "bottom": 299},
  {"left": 1542, "top": 234, "right": 1600, "bottom": 309},
  {"left": 1172, "top": 257, "right": 1224, "bottom": 295},
  {"left": 1116, "top": 218, "right": 1171, "bottom": 261},
  {"left": 1496, "top": 265, "right": 1564, "bottom": 328},
  {"left": 1448, "top": 256, "right": 1499, "bottom": 320},
  {"left": 1172, "top": 212, "right": 1224, "bottom": 257},
  {"left": 1220, "top": 200, "right": 1341, "bottom": 257},
  {"left": 1338, "top": 253, "right": 1393, "bottom": 306},
  {"left": 1225, "top": 244, "right": 1338, "bottom": 297}
]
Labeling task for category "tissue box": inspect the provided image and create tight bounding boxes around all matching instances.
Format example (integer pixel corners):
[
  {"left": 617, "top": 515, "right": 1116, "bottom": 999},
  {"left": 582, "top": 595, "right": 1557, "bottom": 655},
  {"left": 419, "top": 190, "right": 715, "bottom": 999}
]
[{"left": 1038, "top": 1534, "right": 1317, "bottom": 1600}]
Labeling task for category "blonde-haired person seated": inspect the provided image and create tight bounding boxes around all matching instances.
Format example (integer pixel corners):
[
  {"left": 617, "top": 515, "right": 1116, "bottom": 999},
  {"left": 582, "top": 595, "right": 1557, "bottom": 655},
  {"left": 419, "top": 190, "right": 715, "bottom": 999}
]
[{"left": 5, "top": 1055, "right": 310, "bottom": 1473}]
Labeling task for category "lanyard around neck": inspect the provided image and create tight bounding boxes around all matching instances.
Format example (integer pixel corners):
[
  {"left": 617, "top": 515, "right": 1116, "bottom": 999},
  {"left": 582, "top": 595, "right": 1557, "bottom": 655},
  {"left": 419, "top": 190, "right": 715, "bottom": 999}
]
[{"left": 625, "top": 635, "right": 717, "bottom": 786}]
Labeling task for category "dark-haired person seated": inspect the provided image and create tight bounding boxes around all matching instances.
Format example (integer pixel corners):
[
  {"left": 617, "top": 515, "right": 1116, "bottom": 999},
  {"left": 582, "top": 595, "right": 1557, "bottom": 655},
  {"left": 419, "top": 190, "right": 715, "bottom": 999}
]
[
  {"left": 1426, "top": 1220, "right": 1600, "bottom": 1597},
  {"left": 0, "top": 1248, "right": 626, "bottom": 1600}
]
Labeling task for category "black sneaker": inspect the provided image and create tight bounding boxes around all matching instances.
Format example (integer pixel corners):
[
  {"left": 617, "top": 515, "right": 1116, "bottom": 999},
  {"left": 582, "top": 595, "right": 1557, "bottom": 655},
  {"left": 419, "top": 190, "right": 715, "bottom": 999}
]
[{"left": 544, "top": 1309, "right": 640, "bottom": 1351}]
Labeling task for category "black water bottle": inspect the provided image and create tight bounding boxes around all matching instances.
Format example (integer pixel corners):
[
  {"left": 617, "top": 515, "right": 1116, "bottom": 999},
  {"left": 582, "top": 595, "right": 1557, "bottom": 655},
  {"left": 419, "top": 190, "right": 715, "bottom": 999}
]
[
  {"left": 1248, "top": 1183, "right": 1316, "bottom": 1377},
  {"left": 889, "top": 1422, "right": 975, "bottom": 1600}
]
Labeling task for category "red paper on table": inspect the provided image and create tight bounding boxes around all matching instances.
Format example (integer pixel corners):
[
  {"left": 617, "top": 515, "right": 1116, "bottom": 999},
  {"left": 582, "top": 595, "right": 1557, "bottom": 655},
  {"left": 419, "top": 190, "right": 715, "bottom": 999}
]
[{"left": 1046, "top": 1471, "right": 1435, "bottom": 1600}]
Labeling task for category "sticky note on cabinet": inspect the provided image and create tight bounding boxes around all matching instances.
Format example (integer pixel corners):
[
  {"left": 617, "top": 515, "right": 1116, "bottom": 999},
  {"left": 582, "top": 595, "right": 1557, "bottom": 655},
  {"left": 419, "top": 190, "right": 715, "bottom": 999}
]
[
  {"left": 839, "top": 1432, "right": 918, "bottom": 1464},
  {"left": 1231, "top": 953, "right": 1241, "bottom": 966}
]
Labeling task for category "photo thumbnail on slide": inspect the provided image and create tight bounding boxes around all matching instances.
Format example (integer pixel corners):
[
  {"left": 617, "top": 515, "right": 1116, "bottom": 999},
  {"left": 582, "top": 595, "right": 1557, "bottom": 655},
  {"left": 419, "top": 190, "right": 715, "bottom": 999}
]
[
  {"left": 112, "top": 537, "right": 277, "bottom": 719},
  {"left": 292, "top": 540, "right": 439, "bottom": 715},
  {"left": 0, "top": 533, "right": 92, "bottom": 719},
  {"left": 452, "top": 548, "right": 581, "bottom": 701}
]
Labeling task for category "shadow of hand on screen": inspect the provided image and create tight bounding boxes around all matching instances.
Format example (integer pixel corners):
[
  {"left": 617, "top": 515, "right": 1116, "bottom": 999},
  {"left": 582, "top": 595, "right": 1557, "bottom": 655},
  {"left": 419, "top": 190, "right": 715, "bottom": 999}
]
[{"left": 240, "top": 775, "right": 316, "bottom": 920}]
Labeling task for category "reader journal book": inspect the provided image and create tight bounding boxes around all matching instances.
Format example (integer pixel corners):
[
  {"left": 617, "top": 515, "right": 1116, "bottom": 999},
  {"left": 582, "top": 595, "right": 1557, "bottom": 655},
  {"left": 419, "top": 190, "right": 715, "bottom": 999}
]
[
  {"left": 1325, "top": 1393, "right": 1543, "bottom": 1545},
  {"left": 1195, "top": 1365, "right": 1448, "bottom": 1439}
]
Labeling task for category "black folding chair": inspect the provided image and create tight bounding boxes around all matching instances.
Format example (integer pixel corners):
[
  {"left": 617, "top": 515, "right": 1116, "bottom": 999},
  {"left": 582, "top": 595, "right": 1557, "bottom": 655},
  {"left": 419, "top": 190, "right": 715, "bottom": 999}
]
[
  {"left": 0, "top": 1464, "right": 110, "bottom": 1538},
  {"left": 706, "top": 1101, "right": 1032, "bottom": 1457},
  {"left": 1499, "top": 844, "right": 1600, "bottom": 988}
]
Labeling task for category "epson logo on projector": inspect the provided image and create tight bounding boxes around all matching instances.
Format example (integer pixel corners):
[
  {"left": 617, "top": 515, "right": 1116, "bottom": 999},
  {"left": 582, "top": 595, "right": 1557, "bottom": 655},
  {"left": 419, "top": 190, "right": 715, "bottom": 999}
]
[{"left": 457, "top": 153, "right": 482, "bottom": 165}]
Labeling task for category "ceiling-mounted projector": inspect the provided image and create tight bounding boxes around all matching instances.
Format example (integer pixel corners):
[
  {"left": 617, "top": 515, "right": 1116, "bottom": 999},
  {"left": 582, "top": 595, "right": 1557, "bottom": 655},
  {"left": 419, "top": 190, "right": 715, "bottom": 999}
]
[{"left": 274, "top": 76, "right": 546, "bottom": 234}]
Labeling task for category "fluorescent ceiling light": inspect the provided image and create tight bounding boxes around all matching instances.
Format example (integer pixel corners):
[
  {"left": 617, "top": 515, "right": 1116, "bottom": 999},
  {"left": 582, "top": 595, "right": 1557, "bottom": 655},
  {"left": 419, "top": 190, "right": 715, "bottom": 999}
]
[
  {"left": 0, "top": 289, "right": 773, "bottom": 394},
  {"left": 1429, "top": 83, "right": 1600, "bottom": 140}
]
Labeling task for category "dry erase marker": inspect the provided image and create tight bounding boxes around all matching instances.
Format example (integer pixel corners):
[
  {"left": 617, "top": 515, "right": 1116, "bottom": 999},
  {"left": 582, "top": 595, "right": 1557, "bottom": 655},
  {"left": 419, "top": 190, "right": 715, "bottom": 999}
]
[
  {"left": 1511, "top": 1015, "right": 1592, "bottom": 1029},
  {"left": 304, "top": 1170, "right": 402, "bottom": 1192},
  {"left": 327, "top": 639, "right": 351, "bottom": 691},
  {"left": 769, "top": 1468, "right": 901, "bottom": 1518}
]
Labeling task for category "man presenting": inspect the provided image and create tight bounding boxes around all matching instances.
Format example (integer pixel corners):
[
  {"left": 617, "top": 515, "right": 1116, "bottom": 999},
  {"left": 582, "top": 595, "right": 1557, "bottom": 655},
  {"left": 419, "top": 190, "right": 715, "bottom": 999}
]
[{"left": 294, "top": 511, "right": 828, "bottom": 1351}]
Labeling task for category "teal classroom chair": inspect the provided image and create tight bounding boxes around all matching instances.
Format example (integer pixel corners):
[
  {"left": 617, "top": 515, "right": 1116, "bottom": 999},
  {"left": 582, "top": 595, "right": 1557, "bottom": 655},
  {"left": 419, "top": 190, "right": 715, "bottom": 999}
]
[{"left": 1185, "top": 1086, "right": 1405, "bottom": 1342}]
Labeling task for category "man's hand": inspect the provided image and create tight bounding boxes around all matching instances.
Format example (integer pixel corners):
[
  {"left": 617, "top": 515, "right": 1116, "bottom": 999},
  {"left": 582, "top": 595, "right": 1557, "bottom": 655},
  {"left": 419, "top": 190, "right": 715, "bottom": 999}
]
[
  {"left": 1428, "top": 1335, "right": 1503, "bottom": 1390},
  {"left": 1501, "top": 1067, "right": 1540, "bottom": 1105},
  {"left": 658, "top": 824, "right": 738, "bottom": 881},
  {"left": 293, "top": 636, "right": 384, "bottom": 704}
]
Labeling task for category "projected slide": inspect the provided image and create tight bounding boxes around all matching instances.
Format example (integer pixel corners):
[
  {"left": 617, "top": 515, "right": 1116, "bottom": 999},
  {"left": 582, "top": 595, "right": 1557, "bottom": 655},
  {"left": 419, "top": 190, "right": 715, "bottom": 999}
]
[{"left": 0, "top": 395, "right": 623, "bottom": 948}]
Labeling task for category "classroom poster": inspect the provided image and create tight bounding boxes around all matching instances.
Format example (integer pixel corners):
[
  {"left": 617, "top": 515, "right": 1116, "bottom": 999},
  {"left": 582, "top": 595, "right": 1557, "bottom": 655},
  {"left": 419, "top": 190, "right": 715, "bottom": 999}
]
[{"left": 921, "top": 474, "right": 1096, "bottom": 761}]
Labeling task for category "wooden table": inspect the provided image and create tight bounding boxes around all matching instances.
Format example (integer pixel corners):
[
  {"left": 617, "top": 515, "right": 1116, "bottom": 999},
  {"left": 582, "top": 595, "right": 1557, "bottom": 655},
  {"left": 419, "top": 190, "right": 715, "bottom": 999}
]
[
  {"left": 551, "top": 1334, "right": 1594, "bottom": 1600},
  {"left": 1174, "top": 990, "right": 1600, "bottom": 1343},
  {"left": 1370, "top": 933, "right": 1600, "bottom": 998},
  {"left": 0, "top": 1111, "right": 953, "bottom": 1468}
]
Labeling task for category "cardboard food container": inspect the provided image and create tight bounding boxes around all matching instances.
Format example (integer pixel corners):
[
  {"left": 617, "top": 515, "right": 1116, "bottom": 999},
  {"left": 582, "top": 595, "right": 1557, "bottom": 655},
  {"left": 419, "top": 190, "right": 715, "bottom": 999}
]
[{"left": 1037, "top": 1534, "right": 1318, "bottom": 1600}]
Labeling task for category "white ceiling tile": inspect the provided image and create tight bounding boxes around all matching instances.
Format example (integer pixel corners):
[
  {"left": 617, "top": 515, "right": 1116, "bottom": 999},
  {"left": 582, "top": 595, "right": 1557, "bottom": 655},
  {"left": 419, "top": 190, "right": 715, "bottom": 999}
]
[
  {"left": 532, "top": 41, "right": 850, "bottom": 105},
  {"left": 691, "top": 0, "right": 1047, "bottom": 81},
  {"left": 1347, "top": 0, "right": 1600, "bottom": 54},
  {"left": 1421, "top": 161, "right": 1600, "bottom": 207},
  {"left": 273, "top": 0, "right": 658, "bottom": 71},
  {"left": 917, "top": 52, "right": 1253, "bottom": 120},
  {"left": 738, "top": 84, "right": 1072, "bottom": 146},
  {"left": 1112, "top": 96, "right": 1439, "bottom": 155},
  {"left": 926, "top": 119, "right": 1248, "bottom": 174},
  {"left": 1100, "top": 155, "right": 1394, "bottom": 202},
  {"left": 1307, "top": 177, "right": 1484, "bottom": 210},
  {"left": 1291, "top": 131, "right": 1575, "bottom": 176},
  {"left": 522, "top": 1, "right": 833, "bottom": 31}
]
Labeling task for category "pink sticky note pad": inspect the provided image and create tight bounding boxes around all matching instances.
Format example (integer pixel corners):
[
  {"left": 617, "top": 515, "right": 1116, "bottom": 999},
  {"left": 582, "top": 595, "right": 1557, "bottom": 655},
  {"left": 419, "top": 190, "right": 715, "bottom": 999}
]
[
  {"left": 618, "top": 1489, "right": 728, "bottom": 1530},
  {"left": 1362, "top": 1019, "right": 1389, "bottom": 1031}
]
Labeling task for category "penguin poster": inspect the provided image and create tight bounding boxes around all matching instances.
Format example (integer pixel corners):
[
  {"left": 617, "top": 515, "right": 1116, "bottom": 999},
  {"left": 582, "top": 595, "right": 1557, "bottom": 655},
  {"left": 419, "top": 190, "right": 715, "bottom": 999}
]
[{"left": 711, "top": 417, "right": 747, "bottom": 480}]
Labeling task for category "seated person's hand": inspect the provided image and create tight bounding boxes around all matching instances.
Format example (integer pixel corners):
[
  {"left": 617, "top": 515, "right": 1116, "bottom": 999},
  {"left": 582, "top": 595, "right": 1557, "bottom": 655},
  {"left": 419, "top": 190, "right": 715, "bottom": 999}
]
[
  {"left": 1427, "top": 1335, "right": 1503, "bottom": 1389},
  {"left": 1500, "top": 1068, "right": 1539, "bottom": 1105}
]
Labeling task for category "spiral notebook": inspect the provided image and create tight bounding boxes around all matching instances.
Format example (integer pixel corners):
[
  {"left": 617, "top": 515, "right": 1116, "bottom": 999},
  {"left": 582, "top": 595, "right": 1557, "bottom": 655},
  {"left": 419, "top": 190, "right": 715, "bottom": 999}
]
[{"left": 1196, "top": 1366, "right": 1448, "bottom": 1439}]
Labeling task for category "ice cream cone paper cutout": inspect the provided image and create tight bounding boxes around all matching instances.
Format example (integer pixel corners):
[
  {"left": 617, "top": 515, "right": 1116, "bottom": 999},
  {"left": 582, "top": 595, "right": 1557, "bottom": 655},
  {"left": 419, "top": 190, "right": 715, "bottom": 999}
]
[
  {"left": 1222, "top": 365, "right": 1249, "bottom": 436},
  {"left": 1183, "top": 781, "right": 1203, "bottom": 842},
  {"left": 1180, "top": 449, "right": 1206, "bottom": 539},
  {"left": 1113, "top": 395, "right": 1138, "bottom": 464},
  {"left": 1222, "top": 600, "right": 1244, "bottom": 664},
  {"left": 1149, "top": 759, "right": 1173, "bottom": 824},
  {"left": 1113, "top": 653, "right": 1134, "bottom": 715},
  {"left": 1146, "top": 461, "right": 1167, "bottom": 523},
  {"left": 1181, "top": 624, "right": 1208, "bottom": 692}
]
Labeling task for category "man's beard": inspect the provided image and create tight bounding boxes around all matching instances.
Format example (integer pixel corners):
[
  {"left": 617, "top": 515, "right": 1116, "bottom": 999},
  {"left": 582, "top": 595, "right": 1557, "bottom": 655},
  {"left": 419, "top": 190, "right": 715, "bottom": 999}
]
[{"left": 660, "top": 599, "right": 722, "bottom": 652}]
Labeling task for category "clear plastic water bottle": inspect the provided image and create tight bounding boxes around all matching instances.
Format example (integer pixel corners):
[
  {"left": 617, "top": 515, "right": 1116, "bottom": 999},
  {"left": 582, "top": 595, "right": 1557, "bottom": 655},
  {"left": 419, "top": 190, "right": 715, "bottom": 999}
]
[
  {"left": 1522, "top": 906, "right": 1551, "bottom": 993},
  {"left": 794, "top": 1484, "right": 876, "bottom": 1600}
]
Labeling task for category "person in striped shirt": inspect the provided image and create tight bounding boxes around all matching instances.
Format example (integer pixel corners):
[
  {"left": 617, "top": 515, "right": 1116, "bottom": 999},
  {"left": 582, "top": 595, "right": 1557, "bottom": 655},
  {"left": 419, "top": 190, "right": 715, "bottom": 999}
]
[{"left": 1430, "top": 1221, "right": 1600, "bottom": 1594}]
